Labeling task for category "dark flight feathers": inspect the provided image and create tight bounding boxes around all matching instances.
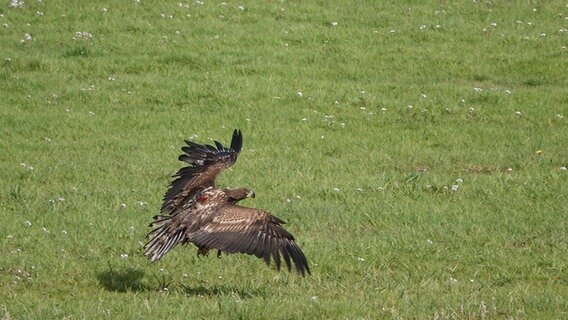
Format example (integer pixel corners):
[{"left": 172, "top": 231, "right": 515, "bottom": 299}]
[{"left": 161, "top": 129, "right": 242, "bottom": 214}]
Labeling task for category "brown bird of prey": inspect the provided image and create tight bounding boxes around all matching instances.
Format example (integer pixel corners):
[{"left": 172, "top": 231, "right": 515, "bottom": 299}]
[{"left": 144, "top": 130, "right": 310, "bottom": 276}]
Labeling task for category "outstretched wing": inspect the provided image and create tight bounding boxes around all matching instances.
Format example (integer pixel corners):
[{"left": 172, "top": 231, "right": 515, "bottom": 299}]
[
  {"left": 161, "top": 129, "right": 243, "bottom": 214},
  {"left": 189, "top": 205, "right": 310, "bottom": 276}
]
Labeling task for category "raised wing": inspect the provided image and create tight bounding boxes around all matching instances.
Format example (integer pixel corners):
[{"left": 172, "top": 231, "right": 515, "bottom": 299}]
[
  {"left": 161, "top": 129, "right": 243, "bottom": 214},
  {"left": 189, "top": 205, "right": 310, "bottom": 276}
]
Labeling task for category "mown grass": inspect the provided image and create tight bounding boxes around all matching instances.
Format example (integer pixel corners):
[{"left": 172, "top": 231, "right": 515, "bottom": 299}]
[{"left": 1, "top": 1, "right": 567, "bottom": 319}]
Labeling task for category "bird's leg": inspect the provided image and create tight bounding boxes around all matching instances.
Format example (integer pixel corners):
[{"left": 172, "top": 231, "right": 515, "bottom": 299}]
[
  {"left": 216, "top": 250, "right": 222, "bottom": 259},
  {"left": 197, "top": 247, "right": 210, "bottom": 258}
]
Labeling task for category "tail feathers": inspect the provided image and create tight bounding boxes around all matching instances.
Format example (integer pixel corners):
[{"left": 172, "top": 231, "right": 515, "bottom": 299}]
[{"left": 144, "top": 215, "right": 186, "bottom": 262}]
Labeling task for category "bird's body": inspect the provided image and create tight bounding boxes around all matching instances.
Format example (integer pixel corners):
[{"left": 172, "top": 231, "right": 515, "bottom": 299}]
[{"left": 144, "top": 130, "right": 310, "bottom": 276}]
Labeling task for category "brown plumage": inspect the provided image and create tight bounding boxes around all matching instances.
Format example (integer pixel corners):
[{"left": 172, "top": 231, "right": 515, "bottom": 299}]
[
  {"left": 144, "top": 130, "right": 310, "bottom": 276},
  {"left": 161, "top": 129, "right": 243, "bottom": 215}
]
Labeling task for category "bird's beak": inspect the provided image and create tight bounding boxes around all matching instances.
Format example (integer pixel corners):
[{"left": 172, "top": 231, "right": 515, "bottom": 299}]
[{"left": 247, "top": 190, "right": 256, "bottom": 199}]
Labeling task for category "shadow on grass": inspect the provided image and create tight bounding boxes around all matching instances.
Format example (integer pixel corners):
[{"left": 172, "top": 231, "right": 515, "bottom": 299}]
[
  {"left": 97, "top": 266, "right": 149, "bottom": 293},
  {"left": 182, "top": 284, "right": 265, "bottom": 299},
  {"left": 97, "top": 264, "right": 265, "bottom": 298}
]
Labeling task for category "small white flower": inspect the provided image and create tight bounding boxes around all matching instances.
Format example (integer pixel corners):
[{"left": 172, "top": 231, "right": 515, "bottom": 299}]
[
  {"left": 120, "top": 203, "right": 127, "bottom": 209},
  {"left": 42, "top": 227, "right": 49, "bottom": 233},
  {"left": 285, "top": 198, "right": 291, "bottom": 203},
  {"left": 356, "top": 188, "right": 363, "bottom": 192},
  {"left": 449, "top": 277, "right": 458, "bottom": 285},
  {"left": 10, "top": 0, "right": 25, "bottom": 8},
  {"left": 332, "top": 188, "right": 340, "bottom": 192},
  {"left": 331, "top": 21, "right": 338, "bottom": 27},
  {"left": 515, "top": 111, "right": 522, "bottom": 116},
  {"left": 24, "top": 221, "right": 32, "bottom": 226},
  {"left": 22, "top": 33, "right": 32, "bottom": 42},
  {"left": 311, "top": 296, "right": 318, "bottom": 301},
  {"left": 560, "top": 166, "right": 567, "bottom": 171},
  {"left": 427, "top": 239, "right": 433, "bottom": 245},
  {"left": 507, "top": 167, "right": 513, "bottom": 172},
  {"left": 120, "top": 253, "right": 128, "bottom": 259},
  {"left": 301, "top": 118, "right": 307, "bottom": 121},
  {"left": 357, "top": 257, "right": 365, "bottom": 261},
  {"left": 296, "top": 91, "right": 303, "bottom": 97},
  {"left": 88, "top": 111, "right": 96, "bottom": 116},
  {"left": 455, "top": 178, "right": 463, "bottom": 183},
  {"left": 451, "top": 185, "right": 459, "bottom": 192},
  {"left": 473, "top": 87, "right": 483, "bottom": 93},
  {"left": 62, "top": 230, "right": 68, "bottom": 235}
]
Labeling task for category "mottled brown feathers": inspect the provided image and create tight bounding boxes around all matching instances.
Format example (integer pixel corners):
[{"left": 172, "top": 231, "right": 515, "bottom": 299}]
[
  {"left": 161, "top": 129, "right": 242, "bottom": 214},
  {"left": 144, "top": 130, "right": 310, "bottom": 276}
]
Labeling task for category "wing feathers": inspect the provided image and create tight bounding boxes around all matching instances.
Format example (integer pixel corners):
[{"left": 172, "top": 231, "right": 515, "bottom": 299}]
[
  {"left": 161, "top": 130, "right": 242, "bottom": 214},
  {"left": 190, "top": 206, "right": 310, "bottom": 276},
  {"left": 144, "top": 214, "right": 186, "bottom": 262}
]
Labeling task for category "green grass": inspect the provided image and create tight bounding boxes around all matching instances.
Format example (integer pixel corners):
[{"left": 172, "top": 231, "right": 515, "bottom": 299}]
[{"left": 1, "top": 1, "right": 567, "bottom": 319}]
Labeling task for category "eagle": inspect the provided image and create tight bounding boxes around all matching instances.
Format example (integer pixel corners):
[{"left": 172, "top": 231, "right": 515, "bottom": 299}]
[{"left": 144, "top": 130, "right": 310, "bottom": 276}]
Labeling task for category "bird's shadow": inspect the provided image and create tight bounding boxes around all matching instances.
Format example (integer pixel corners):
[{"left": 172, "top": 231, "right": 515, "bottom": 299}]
[
  {"left": 97, "top": 266, "right": 149, "bottom": 293},
  {"left": 182, "top": 284, "right": 265, "bottom": 299},
  {"left": 97, "top": 264, "right": 264, "bottom": 298}
]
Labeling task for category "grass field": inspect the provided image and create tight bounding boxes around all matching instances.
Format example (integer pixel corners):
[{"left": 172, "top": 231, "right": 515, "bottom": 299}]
[{"left": 1, "top": 1, "right": 567, "bottom": 319}]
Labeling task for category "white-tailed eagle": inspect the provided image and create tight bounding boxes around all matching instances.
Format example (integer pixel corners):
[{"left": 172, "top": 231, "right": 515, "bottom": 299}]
[{"left": 144, "top": 130, "right": 310, "bottom": 276}]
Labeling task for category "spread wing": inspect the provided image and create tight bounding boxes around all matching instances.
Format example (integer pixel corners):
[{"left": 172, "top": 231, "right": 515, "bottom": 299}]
[
  {"left": 161, "top": 129, "right": 243, "bottom": 214},
  {"left": 189, "top": 205, "right": 310, "bottom": 276}
]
